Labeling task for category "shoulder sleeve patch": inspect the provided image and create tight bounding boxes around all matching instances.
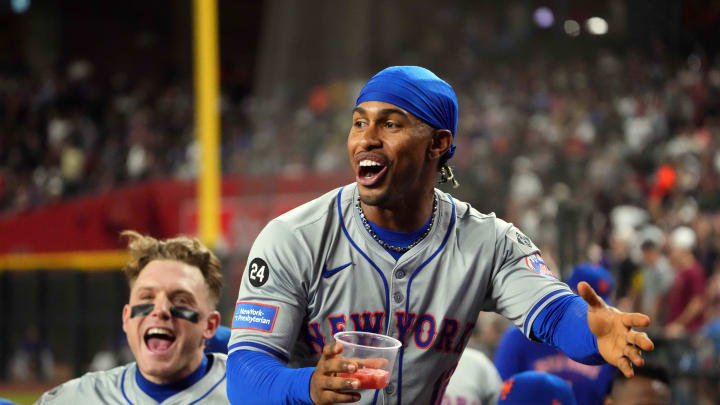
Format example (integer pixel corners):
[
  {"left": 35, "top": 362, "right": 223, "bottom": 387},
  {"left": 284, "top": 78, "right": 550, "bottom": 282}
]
[
  {"left": 232, "top": 302, "right": 279, "bottom": 333},
  {"left": 247, "top": 258, "right": 270, "bottom": 287},
  {"left": 505, "top": 226, "right": 539, "bottom": 255},
  {"left": 524, "top": 253, "right": 556, "bottom": 278}
]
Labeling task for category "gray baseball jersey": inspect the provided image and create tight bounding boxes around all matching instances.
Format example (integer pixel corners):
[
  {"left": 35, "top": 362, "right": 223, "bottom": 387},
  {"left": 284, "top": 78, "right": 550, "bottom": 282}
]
[
  {"left": 229, "top": 183, "right": 572, "bottom": 404},
  {"left": 442, "top": 348, "right": 501, "bottom": 405},
  {"left": 35, "top": 353, "right": 229, "bottom": 405}
]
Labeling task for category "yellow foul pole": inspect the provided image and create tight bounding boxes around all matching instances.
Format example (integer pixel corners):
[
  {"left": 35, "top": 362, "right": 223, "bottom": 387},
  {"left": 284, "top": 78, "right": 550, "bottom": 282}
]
[{"left": 193, "top": 0, "right": 220, "bottom": 248}]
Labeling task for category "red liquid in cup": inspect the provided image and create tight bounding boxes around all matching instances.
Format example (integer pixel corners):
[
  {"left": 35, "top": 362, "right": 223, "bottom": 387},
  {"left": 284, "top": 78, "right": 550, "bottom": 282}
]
[{"left": 338, "top": 368, "right": 390, "bottom": 389}]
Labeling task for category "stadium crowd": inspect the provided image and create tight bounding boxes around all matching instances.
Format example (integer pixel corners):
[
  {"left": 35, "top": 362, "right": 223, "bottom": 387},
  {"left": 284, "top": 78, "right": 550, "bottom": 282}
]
[{"left": 2, "top": 44, "right": 720, "bottom": 402}]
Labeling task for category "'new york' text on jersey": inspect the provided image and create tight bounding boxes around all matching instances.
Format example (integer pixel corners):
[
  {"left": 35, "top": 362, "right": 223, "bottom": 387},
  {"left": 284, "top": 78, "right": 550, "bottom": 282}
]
[{"left": 229, "top": 183, "right": 571, "bottom": 404}]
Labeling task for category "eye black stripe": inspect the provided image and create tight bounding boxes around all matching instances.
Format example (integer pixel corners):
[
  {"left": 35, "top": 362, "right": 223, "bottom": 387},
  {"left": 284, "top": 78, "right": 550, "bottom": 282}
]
[
  {"left": 130, "top": 304, "right": 154, "bottom": 318},
  {"left": 171, "top": 306, "right": 199, "bottom": 323}
]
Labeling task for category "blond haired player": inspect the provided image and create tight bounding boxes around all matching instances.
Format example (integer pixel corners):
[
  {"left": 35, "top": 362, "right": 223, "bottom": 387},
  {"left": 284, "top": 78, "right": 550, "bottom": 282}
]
[{"left": 37, "top": 231, "right": 229, "bottom": 404}]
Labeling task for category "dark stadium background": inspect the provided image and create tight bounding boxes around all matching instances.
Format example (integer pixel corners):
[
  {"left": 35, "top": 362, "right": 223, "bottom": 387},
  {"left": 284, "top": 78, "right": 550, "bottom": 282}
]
[{"left": 1, "top": 0, "right": 719, "bottom": 403}]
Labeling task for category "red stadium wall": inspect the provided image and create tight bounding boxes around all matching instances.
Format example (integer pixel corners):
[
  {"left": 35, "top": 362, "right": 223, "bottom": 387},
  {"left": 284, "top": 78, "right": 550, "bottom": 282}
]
[{"left": 0, "top": 173, "right": 351, "bottom": 254}]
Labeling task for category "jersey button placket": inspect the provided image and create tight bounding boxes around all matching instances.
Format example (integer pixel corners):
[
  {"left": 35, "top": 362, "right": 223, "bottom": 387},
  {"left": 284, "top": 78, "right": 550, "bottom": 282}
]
[
  {"left": 384, "top": 383, "right": 394, "bottom": 395},
  {"left": 387, "top": 265, "right": 406, "bottom": 345}
]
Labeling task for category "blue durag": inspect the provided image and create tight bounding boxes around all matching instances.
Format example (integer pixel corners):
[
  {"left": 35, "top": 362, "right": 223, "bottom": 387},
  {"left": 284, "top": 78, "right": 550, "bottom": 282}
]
[{"left": 356, "top": 66, "right": 458, "bottom": 161}]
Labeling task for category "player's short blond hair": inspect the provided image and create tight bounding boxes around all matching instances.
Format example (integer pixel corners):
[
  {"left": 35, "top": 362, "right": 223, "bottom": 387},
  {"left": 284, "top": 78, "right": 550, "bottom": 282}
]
[{"left": 121, "top": 230, "right": 223, "bottom": 307}]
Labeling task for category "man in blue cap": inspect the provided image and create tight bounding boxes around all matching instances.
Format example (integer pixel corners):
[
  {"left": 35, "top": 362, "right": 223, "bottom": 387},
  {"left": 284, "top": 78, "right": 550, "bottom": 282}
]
[
  {"left": 494, "top": 264, "right": 617, "bottom": 405},
  {"left": 226, "top": 66, "right": 654, "bottom": 404},
  {"left": 499, "top": 371, "right": 577, "bottom": 405}
]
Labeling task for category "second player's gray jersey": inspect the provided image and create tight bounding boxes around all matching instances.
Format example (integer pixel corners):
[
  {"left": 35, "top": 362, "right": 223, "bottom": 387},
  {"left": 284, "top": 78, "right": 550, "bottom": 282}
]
[
  {"left": 35, "top": 353, "right": 229, "bottom": 405},
  {"left": 229, "top": 183, "right": 572, "bottom": 404},
  {"left": 442, "top": 347, "right": 502, "bottom": 405}
]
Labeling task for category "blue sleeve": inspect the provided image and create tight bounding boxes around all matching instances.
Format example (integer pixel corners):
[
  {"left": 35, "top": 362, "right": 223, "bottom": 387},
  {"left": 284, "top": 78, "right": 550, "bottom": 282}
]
[
  {"left": 226, "top": 349, "right": 315, "bottom": 405},
  {"left": 530, "top": 294, "right": 605, "bottom": 365},
  {"left": 205, "top": 325, "right": 231, "bottom": 354},
  {"left": 493, "top": 327, "right": 528, "bottom": 380}
]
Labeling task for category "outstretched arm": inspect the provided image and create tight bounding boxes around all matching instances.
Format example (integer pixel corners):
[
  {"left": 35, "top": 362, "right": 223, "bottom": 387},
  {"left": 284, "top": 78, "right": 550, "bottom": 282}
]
[
  {"left": 531, "top": 294, "right": 604, "bottom": 365},
  {"left": 578, "top": 281, "right": 654, "bottom": 377}
]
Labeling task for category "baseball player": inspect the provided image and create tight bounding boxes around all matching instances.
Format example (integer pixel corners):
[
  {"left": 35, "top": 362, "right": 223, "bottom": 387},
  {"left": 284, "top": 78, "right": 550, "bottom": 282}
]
[
  {"left": 442, "top": 347, "right": 502, "bottom": 405},
  {"left": 226, "top": 66, "right": 654, "bottom": 405},
  {"left": 36, "top": 231, "right": 230, "bottom": 404},
  {"left": 498, "top": 371, "right": 577, "bottom": 405},
  {"left": 493, "top": 264, "right": 617, "bottom": 405}
]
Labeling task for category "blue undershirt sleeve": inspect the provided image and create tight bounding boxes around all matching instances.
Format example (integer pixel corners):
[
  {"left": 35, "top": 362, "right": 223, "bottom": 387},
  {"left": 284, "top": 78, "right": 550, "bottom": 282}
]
[
  {"left": 530, "top": 294, "right": 605, "bottom": 365},
  {"left": 226, "top": 349, "right": 315, "bottom": 405}
]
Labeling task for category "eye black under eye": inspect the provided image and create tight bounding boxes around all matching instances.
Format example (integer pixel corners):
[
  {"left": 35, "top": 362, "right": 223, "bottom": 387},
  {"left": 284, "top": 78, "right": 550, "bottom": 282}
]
[
  {"left": 131, "top": 304, "right": 154, "bottom": 318},
  {"left": 170, "top": 306, "right": 199, "bottom": 323}
]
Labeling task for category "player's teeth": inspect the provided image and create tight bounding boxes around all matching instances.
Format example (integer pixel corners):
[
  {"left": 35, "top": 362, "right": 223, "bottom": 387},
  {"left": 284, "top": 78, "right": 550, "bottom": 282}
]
[
  {"left": 359, "top": 160, "right": 382, "bottom": 167},
  {"left": 148, "top": 328, "right": 171, "bottom": 336}
]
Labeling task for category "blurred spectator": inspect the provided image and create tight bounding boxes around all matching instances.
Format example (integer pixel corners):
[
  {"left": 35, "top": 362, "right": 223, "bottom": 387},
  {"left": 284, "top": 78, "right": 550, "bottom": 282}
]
[
  {"left": 608, "top": 227, "right": 639, "bottom": 311},
  {"left": 603, "top": 364, "right": 672, "bottom": 405},
  {"left": 665, "top": 226, "right": 706, "bottom": 337},
  {"left": 637, "top": 239, "right": 675, "bottom": 328},
  {"left": 702, "top": 264, "right": 720, "bottom": 354}
]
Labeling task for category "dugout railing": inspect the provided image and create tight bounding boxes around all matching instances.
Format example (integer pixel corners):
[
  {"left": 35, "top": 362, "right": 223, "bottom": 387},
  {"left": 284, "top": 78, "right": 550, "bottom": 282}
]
[{"left": 0, "top": 262, "right": 129, "bottom": 381}]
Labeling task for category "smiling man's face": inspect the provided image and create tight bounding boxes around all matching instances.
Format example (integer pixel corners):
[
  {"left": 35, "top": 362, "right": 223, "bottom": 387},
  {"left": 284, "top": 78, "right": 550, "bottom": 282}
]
[
  {"left": 348, "top": 100, "right": 436, "bottom": 207},
  {"left": 121, "top": 259, "right": 219, "bottom": 384}
]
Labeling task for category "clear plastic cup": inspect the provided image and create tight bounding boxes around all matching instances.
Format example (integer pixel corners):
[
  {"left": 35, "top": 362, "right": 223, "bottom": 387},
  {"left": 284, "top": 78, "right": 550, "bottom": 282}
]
[{"left": 333, "top": 331, "right": 402, "bottom": 389}]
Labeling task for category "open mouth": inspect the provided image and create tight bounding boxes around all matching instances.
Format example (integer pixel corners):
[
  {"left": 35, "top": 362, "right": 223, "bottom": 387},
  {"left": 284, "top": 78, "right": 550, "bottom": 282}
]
[
  {"left": 357, "top": 159, "right": 388, "bottom": 186},
  {"left": 144, "top": 327, "right": 176, "bottom": 353}
]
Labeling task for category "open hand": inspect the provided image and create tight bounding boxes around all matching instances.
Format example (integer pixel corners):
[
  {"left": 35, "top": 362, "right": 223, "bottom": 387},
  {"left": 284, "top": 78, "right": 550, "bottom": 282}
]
[{"left": 578, "top": 281, "right": 654, "bottom": 378}]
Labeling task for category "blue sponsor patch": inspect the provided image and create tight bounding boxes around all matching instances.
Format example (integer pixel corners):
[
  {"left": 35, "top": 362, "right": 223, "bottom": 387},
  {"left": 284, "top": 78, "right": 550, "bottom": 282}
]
[{"left": 232, "top": 302, "right": 279, "bottom": 333}]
